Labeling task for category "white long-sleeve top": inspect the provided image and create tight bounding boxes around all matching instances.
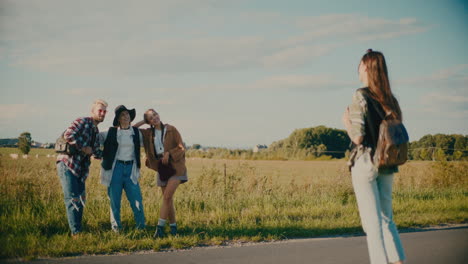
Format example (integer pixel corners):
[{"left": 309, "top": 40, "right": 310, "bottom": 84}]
[{"left": 98, "top": 128, "right": 144, "bottom": 187}]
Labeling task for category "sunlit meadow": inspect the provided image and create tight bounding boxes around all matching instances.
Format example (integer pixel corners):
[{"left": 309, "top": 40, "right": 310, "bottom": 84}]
[{"left": 0, "top": 148, "right": 466, "bottom": 259}]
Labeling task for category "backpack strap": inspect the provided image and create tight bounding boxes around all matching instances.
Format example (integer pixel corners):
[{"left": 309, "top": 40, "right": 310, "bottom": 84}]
[{"left": 358, "top": 88, "right": 383, "bottom": 150}]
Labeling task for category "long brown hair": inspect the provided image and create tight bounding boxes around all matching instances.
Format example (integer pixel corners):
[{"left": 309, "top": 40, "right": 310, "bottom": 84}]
[{"left": 361, "top": 49, "right": 402, "bottom": 121}]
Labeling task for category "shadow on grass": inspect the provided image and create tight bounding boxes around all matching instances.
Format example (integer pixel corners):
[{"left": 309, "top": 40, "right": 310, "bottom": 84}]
[
  {"left": 3, "top": 222, "right": 468, "bottom": 260},
  {"left": 36, "top": 219, "right": 365, "bottom": 240},
  {"left": 178, "top": 224, "right": 365, "bottom": 241},
  {"left": 37, "top": 220, "right": 468, "bottom": 243}
]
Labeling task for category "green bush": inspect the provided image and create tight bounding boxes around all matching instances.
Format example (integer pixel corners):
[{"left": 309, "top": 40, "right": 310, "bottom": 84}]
[{"left": 18, "top": 132, "right": 32, "bottom": 155}]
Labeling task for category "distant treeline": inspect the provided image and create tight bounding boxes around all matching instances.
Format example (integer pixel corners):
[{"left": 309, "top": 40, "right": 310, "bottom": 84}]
[
  {"left": 186, "top": 126, "right": 468, "bottom": 161},
  {"left": 0, "top": 138, "right": 18, "bottom": 147},
  {"left": 2, "top": 129, "right": 467, "bottom": 161},
  {"left": 187, "top": 126, "right": 350, "bottom": 160},
  {"left": 409, "top": 134, "right": 468, "bottom": 161}
]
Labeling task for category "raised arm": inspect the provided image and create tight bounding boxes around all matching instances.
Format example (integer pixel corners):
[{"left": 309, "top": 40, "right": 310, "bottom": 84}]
[{"left": 133, "top": 119, "right": 146, "bottom": 128}]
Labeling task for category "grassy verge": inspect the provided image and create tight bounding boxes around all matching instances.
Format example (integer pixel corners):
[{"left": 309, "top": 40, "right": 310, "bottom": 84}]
[{"left": 0, "top": 152, "right": 466, "bottom": 259}]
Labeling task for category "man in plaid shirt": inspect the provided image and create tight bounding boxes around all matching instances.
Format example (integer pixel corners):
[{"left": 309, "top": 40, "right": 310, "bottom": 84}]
[{"left": 56, "top": 99, "right": 108, "bottom": 236}]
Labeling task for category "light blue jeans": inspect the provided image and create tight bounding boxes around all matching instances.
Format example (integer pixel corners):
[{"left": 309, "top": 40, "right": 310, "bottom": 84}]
[
  {"left": 351, "top": 151, "right": 405, "bottom": 264},
  {"left": 56, "top": 161, "right": 86, "bottom": 235},
  {"left": 108, "top": 161, "right": 145, "bottom": 230}
]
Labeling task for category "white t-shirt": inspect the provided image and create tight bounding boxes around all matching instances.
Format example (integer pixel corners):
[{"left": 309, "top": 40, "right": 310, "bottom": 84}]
[
  {"left": 115, "top": 129, "right": 135, "bottom": 161},
  {"left": 98, "top": 128, "right": 144, "bottom": 187},
  {"left": 154, "top": 129, "right": 165, "bottom": 155}
]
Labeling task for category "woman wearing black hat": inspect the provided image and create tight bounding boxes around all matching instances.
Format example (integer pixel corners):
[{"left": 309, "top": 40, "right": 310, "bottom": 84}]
[{"left": 98, "top": 105, "right": 146, "bottom": 232}]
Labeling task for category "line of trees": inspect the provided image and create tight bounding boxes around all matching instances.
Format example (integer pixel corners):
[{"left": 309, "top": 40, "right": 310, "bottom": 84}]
[
  {"left": 186, "top": 128, "right": 468, "bottom": 161},
  {"left": 409, "top": 134, "right": 468, "bottom": 161},
  {"left": 268, "top": 126, "right": 349, "bottom": 159},
  {"left": 187, "top": 126, "right": 350, "bottom": 160},
  {"left": 4, "top": 130, "right": 467, "bottom": 161}
]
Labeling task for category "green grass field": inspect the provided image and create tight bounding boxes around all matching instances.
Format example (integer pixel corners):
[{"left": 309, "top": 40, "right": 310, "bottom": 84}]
[{"left": 0, "top": 148, "right": 467, "bottom": 259}]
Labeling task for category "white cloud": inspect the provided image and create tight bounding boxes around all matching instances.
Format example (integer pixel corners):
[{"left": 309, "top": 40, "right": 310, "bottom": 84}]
[
  {"left": 417, "top": 106, "right": 468, "bottom": 119},
  {"left": 430, "top": 64, "right": 468, "bottom": 81},
  {"left": 247, "top": 74, "right": 351, "bottom": 90},
  {"left": 418, "top": 90, "right": 468, "bottom": 120},
  {"left": 0, "top": 2, "right": 429, "bottom": 75},
  {"left": 292, "top": 14, "right": 427, "bottom": 44},
  {"left": 261, "top": 44, "right": 337, "bottom": 68},
  {"left": 0, "top": 104, "right": 48, "bottom": 121},
  {"left": 397, "top": 64, "right": 468, "bottom": 122},
  {"left": 422, "top": 92, "right": 468, "bottom": 104},
  {"left": 186, "top": 73, "right": 352, "bottom": 92},
  {"left": 399, "top": 64, "right": 468, "bottom": 84}
]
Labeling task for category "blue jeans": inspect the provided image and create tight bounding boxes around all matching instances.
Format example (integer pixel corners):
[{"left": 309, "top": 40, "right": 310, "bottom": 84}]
[
  {"left": 351, "top": 151, "right": 405, "bottom": 264},
  {"left": 108, "top": 161, "right": 145, "bottom": 230},
  {"left": 56, "top": 161, "right": 86, "bottom": 235}
]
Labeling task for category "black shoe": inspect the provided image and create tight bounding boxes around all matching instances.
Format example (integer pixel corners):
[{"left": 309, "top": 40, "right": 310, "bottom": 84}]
[
  {"left": 170, "top": 225, "right": 177, "bottom": 236},
  {"left": 153, "top": 225, "right": 165, "bottom": 238}
]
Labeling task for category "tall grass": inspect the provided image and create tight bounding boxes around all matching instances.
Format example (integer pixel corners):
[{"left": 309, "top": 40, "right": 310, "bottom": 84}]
[{"left": 0, "top": 150, "right": 467, "bottom": 259}]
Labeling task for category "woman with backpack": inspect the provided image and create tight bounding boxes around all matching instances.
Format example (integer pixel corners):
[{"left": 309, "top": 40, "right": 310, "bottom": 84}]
[
  {"left": 134, "top": 109, "right": 187, "bottom": 238},
  {"left": 342, "top": 49, "right": 406, "bottom": 264}
]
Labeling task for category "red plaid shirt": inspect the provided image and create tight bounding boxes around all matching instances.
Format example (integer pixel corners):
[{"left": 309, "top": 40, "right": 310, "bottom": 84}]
[{"left": 57, "top": 117, "right": 102, "bottom": 181}]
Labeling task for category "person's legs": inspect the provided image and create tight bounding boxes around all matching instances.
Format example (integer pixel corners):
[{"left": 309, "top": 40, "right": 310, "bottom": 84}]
[
  {"left": 154, "top": 179, "right": 180, "bottom": 237},
  {"left": 160, "top": 179, "right": 180, "bottom": 222},
  {"left": 123, "top": 165, "right": 145, "bottom": 229},
  {"left": 351, "top": 153, "right": 388, "bottom": 264},
  {"left": 377, "top": 173, "right": 405, "bottom": 263},
  {"left": 108, "top": 162, "right": 124, "bottom": 231},
  {"left": 57, "top": 162, "right": 86, "bottom": 235}
]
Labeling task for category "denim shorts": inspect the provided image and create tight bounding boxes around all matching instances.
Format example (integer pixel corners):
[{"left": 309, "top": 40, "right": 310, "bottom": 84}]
[{"left": 157, "top": 172, "right": 188, "bottom": 187}]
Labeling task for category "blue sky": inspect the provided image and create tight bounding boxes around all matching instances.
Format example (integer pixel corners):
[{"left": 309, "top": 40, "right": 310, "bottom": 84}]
[{"left": 1, "top": 0, "right": 467, "bottom": 148}]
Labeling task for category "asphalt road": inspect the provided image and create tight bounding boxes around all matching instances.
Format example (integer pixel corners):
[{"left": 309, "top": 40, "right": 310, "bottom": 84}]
[{"left": 11, "top": 226, "right": 468, "bottom": 264}]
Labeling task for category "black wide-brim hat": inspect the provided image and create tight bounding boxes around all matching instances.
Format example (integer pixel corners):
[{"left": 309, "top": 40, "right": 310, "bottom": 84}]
[{"left": 113, "top": 105, "right": 136, "bottom": 126}]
